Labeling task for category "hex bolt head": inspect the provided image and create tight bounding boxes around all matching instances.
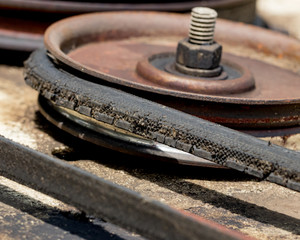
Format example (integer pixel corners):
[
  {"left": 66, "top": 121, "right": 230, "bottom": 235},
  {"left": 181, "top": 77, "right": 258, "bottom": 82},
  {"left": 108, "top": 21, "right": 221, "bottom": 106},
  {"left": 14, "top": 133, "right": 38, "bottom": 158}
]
[{"left": 176, "top": 38, "right": 222, "bottom": 69}]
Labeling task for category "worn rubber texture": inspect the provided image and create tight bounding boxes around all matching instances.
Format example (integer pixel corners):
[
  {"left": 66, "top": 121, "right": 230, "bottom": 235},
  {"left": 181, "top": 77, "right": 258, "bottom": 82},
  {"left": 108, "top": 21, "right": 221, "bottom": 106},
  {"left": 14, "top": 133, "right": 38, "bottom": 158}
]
[{"left": 24, "top": 48, "right": 300, "bottom": 192}]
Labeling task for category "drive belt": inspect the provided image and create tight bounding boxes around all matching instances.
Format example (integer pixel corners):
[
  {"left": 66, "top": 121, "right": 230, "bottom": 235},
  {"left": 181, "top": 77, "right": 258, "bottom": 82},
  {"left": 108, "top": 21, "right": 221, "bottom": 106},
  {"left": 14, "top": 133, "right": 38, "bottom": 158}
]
[
  {"left": 24, "top": 48, "right": 300, "bottom": 192},
  {"left": 0, "top": 135, "right": 253, "bottom": 240}
]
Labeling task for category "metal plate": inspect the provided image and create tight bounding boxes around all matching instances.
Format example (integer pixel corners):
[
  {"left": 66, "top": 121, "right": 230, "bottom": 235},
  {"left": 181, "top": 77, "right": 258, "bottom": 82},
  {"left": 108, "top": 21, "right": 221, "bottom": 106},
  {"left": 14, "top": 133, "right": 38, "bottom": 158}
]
[
  {"left": 38, "top": 95, "right": 221, "bottom": 168},
  {"left": 44, "top": 12, "right": 300, "bottom": 129},
  {"left": 0, "top": 16, "right": 45, "bottom": 51},
  {"left": 0, "top": 0, "right": 256, "bottom": 51},
  {"left": 0, "top": 0, "right": 256, "bottom": 17}
]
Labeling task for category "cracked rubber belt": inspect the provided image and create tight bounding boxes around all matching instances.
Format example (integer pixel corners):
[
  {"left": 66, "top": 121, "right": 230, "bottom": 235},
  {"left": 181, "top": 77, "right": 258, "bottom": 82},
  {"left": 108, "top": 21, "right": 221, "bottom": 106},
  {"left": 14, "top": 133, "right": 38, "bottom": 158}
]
[{"left": 24, "top": 48, "right": 300, "bottom": 192}]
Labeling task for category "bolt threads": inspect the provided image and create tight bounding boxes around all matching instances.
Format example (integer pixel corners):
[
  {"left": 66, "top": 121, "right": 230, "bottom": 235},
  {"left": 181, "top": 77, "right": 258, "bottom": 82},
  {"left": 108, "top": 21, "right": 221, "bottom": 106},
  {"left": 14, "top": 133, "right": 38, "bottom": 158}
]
[{"left": 189, "top": 7, "right": 217, "bottom": 45}]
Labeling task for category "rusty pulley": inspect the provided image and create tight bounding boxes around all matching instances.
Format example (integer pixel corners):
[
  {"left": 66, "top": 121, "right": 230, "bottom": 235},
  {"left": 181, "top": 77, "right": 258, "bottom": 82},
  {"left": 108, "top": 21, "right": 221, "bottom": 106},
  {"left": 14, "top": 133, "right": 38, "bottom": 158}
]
[
  {"left": 24, "top": 10, "right": 300, "bottom": 190},
  {"left": 43, "top": 10, "right": 300, "bottom": 135}
]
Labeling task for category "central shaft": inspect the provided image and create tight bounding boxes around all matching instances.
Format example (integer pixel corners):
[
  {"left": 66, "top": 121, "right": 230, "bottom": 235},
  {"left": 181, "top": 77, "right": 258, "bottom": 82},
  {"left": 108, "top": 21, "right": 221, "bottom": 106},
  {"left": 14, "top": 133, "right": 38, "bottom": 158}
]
[{"left": 189, "top": 7, "right": 217, "bottom": 45}]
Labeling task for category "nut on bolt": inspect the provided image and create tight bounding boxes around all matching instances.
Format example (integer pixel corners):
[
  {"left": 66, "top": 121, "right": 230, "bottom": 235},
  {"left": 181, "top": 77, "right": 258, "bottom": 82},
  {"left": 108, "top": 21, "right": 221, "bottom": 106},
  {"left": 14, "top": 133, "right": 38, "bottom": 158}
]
[{"left": 175, "top": 7, "right": 223, "bottom": 77}]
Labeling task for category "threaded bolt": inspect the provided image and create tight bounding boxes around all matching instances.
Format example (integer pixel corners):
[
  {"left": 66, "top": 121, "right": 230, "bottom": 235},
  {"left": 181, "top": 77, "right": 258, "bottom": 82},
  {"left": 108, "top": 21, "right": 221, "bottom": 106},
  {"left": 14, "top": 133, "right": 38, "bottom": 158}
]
[{"left": 189, "top": 7, "right": 217, "bottom": 45}]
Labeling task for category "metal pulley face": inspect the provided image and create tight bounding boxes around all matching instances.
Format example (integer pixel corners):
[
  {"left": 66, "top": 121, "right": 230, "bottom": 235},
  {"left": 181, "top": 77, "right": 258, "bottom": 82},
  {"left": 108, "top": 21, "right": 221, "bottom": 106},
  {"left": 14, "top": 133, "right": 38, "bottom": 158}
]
[{"left": 44, "top": 11, "right": 300, "bottom": 134}]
